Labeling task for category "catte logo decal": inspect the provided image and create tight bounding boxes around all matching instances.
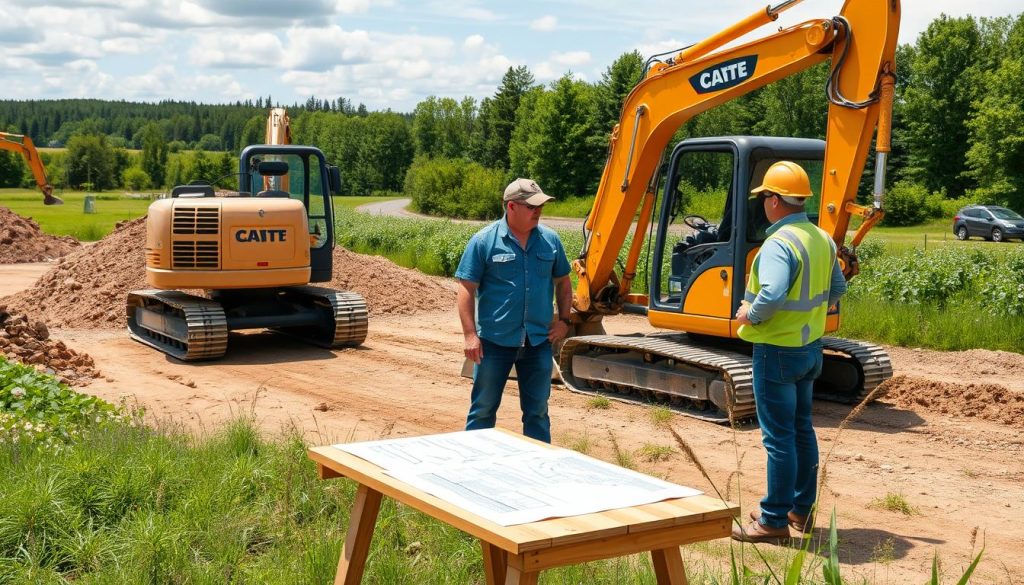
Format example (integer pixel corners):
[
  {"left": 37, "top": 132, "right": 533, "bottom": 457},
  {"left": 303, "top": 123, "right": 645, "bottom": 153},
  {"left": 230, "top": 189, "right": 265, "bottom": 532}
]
[
  {"left": 689, "top": 56, "right": 757, "bottom": 94},
  {"left": 235, "top": 228, "right": 288, "bottom": 242}
]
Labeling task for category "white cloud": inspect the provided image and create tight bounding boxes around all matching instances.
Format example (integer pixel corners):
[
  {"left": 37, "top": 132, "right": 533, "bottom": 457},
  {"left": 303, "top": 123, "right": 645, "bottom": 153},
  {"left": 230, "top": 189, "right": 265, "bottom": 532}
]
[
  {"left": 188, "top": 32, "right": 285, "bottom": 68},
  {"left": 551, "top": 51, "right": 591, "bottom": 67},
  {"left": 531, "top": 15, "right": 557, "bottom": 32},
  {"left": 464, "top": 34, "right": 485, "bottom": 51}
]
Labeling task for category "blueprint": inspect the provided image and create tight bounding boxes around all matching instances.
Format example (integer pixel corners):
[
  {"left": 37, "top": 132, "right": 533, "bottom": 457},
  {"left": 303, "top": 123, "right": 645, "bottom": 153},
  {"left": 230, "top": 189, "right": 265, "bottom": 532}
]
[{"left": 335, "top": 429, "right": 702, "bottom": 526}]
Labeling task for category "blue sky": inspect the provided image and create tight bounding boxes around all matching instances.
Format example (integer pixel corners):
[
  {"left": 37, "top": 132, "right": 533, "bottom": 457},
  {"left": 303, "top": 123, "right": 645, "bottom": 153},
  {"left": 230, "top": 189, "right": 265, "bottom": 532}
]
[{"left": 0, "top": 0, "right": 1019, "bottom": 112}]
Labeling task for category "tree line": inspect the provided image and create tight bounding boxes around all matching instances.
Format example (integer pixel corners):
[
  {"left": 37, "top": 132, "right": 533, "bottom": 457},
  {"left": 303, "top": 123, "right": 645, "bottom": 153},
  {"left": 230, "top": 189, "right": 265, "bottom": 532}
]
[{"left": 1, "top": 12, "right": 1021, "bottom": 220}]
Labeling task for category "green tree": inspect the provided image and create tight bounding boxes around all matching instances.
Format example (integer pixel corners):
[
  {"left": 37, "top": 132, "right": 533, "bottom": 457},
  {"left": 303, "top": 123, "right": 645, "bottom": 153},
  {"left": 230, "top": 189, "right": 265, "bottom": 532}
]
[
  {"left": 411, "top": 96, "right": 476, "bottom": 159},
  {"left": 189, "top": 151, "right": 216, "bottom": 184},
  {"left": 591, "top": 51, "right": 644, "bottom": 141},
  {"left": 965, "top": 14, "right": 1024, "bottom": 209},
  {"left": 472, "top": 66, "right": 536, "bottom": 169},
  {"left": 140, "top": 123, "right": 168, "bottom": 188},
  {"left": 510, "top": 76, "right": 603, "bottom": 197},
  {"left": 196, "top": 133, "right": 223, "bottom": 151},
  {"left": 64, "top": 134, "right": 118, "bottom": 190},
  {"left": 751, "top": 63, "right": 828, "bottom": 139},
  {"left": 898, "top": 16, "right": 986, "bottom": 195},
  {"left": 122, "top": 167, "right": 152, "bottom": 190}
]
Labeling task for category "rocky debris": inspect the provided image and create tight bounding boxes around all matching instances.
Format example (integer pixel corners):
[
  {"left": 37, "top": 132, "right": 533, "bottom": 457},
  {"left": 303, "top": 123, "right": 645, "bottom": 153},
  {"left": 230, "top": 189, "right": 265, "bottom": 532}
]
[
  {"left": 0, "top": 206, "right": 80, "bottom": 263},
  {"left": 5, "top": 216, "right": 455, "bottom": 330},
  {"left": 878, "top": 374, "right": 1024, "bottom": 428},
  {"left": 0, "top": 305, "right": 99, "bottom": 385}
]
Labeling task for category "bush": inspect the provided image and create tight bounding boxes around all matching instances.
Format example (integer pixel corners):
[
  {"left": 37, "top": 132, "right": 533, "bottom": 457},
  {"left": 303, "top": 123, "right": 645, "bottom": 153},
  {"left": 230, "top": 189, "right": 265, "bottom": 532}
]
[
  {"left": 122, "top": 167, "right": 152, "bottom": 190},
  {"left": 404, "top": 156, "right": 506, "bottom": 219},
  {"left": 881, "top": 181, "right": 941, "bottom": 226}
]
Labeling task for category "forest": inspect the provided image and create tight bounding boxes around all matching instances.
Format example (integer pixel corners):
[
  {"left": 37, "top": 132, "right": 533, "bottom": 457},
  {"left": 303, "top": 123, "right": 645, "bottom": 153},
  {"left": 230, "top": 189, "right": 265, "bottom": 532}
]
[{"left": 1, "top": 12, "right": 1021, "bottom": 224}]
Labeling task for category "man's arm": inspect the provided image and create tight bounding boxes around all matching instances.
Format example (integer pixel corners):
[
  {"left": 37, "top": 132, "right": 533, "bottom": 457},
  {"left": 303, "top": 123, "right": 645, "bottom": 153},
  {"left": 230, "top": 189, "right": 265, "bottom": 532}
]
[
  {"left": 828, "top": 257, "right": 847, "bottom": 306},
  {"left": 735, "top": 239, "right": 794, "bottom": 326},
  {"left": 457, "top": 279, "right": 483, "bottom": 364},
  {"left": 548, "top": 275, "right": 573, "bottom": 343}
]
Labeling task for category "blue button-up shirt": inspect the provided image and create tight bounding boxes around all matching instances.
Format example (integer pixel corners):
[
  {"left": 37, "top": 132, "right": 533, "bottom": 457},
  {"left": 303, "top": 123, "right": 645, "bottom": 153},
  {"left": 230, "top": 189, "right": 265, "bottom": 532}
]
[
  {"left": 747, "top": 212, "right": 847, "bottom": 325},
  {"left": 455, "top": 217, "right": 571, "bottom": 347}
]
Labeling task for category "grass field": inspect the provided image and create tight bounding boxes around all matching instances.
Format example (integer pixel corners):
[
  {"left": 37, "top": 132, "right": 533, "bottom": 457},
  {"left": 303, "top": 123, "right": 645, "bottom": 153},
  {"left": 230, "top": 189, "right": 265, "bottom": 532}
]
[{"left": 0, "top": 190, "right": 397, "bottom": 242}]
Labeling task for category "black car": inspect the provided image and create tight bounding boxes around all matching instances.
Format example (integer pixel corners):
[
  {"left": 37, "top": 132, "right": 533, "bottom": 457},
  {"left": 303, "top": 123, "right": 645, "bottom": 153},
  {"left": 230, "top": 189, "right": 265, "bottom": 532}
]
[{"left": 953, "top": 205, "right": 1024, "bottom": 242}]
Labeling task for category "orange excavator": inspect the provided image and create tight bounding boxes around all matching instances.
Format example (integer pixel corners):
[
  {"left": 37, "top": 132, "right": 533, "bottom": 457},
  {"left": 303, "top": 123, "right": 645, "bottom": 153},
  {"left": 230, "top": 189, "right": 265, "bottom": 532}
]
[
  {"left": 558, "top": 0, "right": 899, "bottom": 422},
  {"left": 0, "top": 132, "right": 63, "bottom": 205},
  {"left": 126, "top": 109, "right": 368, "bottom": 360}
]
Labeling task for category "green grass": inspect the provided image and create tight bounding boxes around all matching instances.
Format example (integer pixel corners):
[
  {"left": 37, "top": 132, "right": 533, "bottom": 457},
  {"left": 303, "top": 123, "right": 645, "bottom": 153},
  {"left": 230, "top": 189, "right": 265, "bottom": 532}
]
[
  {"left": 0, "top": 188, "right": 151, "bottom": 241},
  {"left": 636, "top": 443, "right": 676, "bottom": 462},
  {"left": 586, "top": 395, "right": 611, "bottom": 410},
  {"left": 868, "top": 492, "right": 919, "bottom": 516}
]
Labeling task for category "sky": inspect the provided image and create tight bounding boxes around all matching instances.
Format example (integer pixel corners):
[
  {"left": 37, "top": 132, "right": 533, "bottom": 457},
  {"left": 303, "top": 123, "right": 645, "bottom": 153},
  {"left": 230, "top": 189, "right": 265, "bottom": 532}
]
[{"left": 0, "top": 0, "right": 1020, "bottom": 113}]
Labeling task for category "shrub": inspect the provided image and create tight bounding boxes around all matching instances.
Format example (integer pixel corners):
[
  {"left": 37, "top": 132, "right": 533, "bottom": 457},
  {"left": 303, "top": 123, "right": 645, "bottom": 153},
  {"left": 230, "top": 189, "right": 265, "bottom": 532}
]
[
  {"left": 404, "top": 156, "right": 505, "bottom": 219},
  {"left": 881, "top": 181, "right": 940, "bottom": 226},
  {"left": 123, "top": 167, "right": 152, "bottom": 190}
]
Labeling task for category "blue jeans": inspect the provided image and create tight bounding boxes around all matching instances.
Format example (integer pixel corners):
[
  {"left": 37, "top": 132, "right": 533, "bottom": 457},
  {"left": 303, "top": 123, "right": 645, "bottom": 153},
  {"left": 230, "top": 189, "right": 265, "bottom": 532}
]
[
  {"left": 751, "top": 340, "right": 823, "bottom": 529},
  {"left": 466, "top": 338, "right": 553, "bottom": 443}
]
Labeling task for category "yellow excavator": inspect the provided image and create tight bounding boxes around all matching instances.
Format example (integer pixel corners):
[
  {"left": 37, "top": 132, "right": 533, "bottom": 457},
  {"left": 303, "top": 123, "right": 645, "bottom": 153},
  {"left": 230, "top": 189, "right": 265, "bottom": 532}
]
[
  {"left": 0, "top": 132, "right": 63, "bottom": 205},
  {"left": 558, "top": 0, "right": 898, "bottom": 422},
  {"left": 126, "top": 111, "right": 368, "bottom": 360}
]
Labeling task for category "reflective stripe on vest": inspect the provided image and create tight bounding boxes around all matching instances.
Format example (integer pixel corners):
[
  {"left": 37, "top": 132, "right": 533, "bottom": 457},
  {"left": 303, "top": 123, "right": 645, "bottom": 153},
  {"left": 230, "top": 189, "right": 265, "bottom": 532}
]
[{"left": 738, "top": 222, "right": 836, "bottom": 347}]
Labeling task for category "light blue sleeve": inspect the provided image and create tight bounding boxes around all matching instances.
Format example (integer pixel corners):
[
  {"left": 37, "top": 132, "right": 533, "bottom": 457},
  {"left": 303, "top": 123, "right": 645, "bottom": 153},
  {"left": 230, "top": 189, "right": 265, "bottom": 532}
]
[
  {"left": 454, "top": 234, "right": 484, "bottom": 283},
  {"left": 828, "top": 256, "right": 847, "bottom": 305},
  {"left": 746, "top": 239, "right": 796, "bottom": 325}
]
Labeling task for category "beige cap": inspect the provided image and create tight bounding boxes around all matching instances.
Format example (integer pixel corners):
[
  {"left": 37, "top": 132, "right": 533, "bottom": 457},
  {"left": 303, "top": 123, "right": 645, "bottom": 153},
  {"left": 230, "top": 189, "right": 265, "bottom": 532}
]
[{"left": 503, "top": 178, "right": 554, "bottom": 206}]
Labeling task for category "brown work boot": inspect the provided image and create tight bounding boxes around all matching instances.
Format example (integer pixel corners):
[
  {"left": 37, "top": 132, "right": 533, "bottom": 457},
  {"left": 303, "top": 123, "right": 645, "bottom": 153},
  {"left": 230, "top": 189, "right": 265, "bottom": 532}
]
[
  {"left": 749, "top": 508, "right": 813, "bottom": 533},
  {"left": 731, "top": 519, "right": 790, "bottom": 543}
]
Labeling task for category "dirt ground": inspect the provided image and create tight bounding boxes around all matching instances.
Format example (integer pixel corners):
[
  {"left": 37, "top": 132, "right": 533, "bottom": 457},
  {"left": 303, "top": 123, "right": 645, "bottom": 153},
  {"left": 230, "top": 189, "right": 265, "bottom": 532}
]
[{"left": 1, "top": 259, "right": 1021, "bottom": 583}]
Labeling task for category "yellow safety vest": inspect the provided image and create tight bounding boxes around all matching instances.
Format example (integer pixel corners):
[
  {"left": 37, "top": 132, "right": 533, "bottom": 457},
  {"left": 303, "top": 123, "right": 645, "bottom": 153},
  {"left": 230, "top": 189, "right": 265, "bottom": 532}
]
[{"left": 738, "top": 221, "right": 836, "bottom": 347}]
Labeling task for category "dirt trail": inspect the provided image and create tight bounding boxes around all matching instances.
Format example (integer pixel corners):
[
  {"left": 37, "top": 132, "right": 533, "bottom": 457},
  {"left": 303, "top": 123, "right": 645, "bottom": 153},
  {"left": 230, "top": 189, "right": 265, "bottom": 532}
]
[{"left": 2, "top": 257, "right": 1022, "bottom": 582}]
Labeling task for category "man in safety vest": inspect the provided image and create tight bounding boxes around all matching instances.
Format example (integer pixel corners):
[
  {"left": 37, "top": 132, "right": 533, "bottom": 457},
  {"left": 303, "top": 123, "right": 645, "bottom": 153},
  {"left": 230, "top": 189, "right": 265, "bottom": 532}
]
[{"left": 731, "top": 161, "right": 848, "bottom": 543}]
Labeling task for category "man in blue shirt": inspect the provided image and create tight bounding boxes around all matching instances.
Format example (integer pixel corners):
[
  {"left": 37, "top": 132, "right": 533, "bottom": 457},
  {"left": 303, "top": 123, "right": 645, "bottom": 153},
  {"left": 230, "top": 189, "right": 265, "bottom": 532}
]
[
  {"left": 731, "top": 161, "right": 847, "bottom": 543},
  {"left": 455, "top": 178, "right": 573, "bottom": 443}
]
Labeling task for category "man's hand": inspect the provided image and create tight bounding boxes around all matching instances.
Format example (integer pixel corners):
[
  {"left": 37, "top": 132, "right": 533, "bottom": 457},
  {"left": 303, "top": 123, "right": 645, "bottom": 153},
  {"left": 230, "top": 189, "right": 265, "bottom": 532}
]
[
  {"left": 735, "top": 301, "right": 753, "bottom": 326},
  {"left": 464, "top": 331, "right": 483, "bottom": 364},
  {"left": 548, "top": 320, "right": 570, "bottom": 343}
]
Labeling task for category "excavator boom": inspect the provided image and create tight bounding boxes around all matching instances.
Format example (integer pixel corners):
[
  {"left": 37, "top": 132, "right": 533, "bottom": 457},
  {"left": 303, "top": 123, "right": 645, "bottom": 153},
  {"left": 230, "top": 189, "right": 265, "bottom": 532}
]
[
  {"left": 560, "top": 0, "right": 900, "bottom": 422},
  {"left": 0, "top": 132, "right": 63, "bottom": 205}
]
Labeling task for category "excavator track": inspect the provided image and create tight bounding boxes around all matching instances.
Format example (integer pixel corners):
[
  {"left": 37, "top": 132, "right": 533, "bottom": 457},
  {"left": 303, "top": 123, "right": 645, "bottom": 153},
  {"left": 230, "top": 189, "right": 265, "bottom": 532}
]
[
  {"left": 271, "top": 285, "right": 368, "bottom": 348},
  {"left": 127, "top": 290, "right": 229, "bottom": 361},
  {"left": 558, "top": 334, "right": 891, "bottom": 424}
]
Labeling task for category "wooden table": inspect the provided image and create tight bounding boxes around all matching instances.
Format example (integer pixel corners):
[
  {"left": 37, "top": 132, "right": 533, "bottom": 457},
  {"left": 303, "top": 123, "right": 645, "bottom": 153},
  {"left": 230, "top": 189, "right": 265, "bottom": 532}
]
[{"left": 309, "top": 430, "right": 738, "bottom": 585}]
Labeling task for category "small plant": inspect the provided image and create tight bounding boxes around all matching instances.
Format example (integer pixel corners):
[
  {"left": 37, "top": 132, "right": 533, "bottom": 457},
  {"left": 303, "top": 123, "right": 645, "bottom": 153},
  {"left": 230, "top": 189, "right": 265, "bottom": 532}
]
[
  {"left": 961, "top": 468, "right": 979, "bottom": 479},
  {"left": 561, "top": 433, "right": 592, "bottom": 454},
  {"left": 586, "top": 395, "right": 611, "bottom": 410},
  {"left": 868, "top": 492, "right": 918, "bottom": 516},
  {"left": 870, "top": 537, "right": 897, "bottom": 564},
  {"left": 606, "top": 430, "right": 635, "bottom": 470},
  {"left": 636, "top": 443, "right": 675, "bottom": 462},
  {"left": 650, "top": 406, "right": 673, "bottom": 426}
]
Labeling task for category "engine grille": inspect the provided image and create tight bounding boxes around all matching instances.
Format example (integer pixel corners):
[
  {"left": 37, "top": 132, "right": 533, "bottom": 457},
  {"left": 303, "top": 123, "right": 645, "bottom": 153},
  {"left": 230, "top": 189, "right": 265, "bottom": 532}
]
[
  {"left": 173, "top": 206, "right": 220, "bottom": 235},
  {"left": 172, "top": 241, "right": 219, "bottom": 269}
]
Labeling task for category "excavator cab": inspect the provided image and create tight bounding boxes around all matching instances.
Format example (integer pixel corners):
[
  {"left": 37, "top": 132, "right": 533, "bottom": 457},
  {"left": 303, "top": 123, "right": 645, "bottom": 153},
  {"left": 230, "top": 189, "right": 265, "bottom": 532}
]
[{"left": 650, "top": 136, "right": 828, "bottom": 337}]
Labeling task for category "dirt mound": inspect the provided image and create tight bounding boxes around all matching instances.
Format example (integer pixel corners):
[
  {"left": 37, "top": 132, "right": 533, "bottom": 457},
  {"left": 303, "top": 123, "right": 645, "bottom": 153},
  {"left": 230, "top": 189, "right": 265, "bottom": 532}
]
[
  {"left": 5, "top": 218, "right": 454, "bottom": 329},
  {"left": 879, "top": 374, "right": 1024, "bottom": 427},
  {"left": 328, "top": 247, "right": 455, "bottom": 315},
  {"left": 0, "top": 306, "right": 99, "bottom": 385},
  {"left": 4, "top": 218, "right": 148, "bottom": 328},
  {"left": 0, "top": 207, "right": 80, "bottom": 263}
]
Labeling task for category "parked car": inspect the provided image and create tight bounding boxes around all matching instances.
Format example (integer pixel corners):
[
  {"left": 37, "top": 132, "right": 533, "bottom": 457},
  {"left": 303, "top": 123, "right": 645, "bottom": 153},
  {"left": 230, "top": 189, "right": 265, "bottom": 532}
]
[{"left": 953, "top": 205, "right": 1024, "bottom": 242}]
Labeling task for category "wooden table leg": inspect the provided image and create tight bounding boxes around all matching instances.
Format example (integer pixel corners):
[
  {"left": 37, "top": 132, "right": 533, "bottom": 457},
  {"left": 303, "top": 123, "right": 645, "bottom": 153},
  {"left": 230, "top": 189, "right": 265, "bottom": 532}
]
[
  {"left": 503, "top": 565, "right": 539, "bottom": 585},
  {"left": 335, "top": 484, "right": 383, "bottom": 584},
  {"left": 651, "top": 546, "right": 688, "bottom": 585},
  {"left": 481, "top": 541, "right": 508, "bottom": 585}
]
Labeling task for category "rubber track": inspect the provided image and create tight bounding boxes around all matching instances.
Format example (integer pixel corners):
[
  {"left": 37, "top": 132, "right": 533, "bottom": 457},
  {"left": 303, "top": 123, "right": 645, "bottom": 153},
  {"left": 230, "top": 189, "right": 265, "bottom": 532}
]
[
  {"left": 559, "top": 334, "right": 892, "bottom": 424},
  {"left": 277, "top": 285, "right": 368, "bottom": 348},
  {"left": 127, "top": 290, "right": 229, "bottom": 361},
  {"left": 559, "top": 333, "right": 755, "bottom": 424}
]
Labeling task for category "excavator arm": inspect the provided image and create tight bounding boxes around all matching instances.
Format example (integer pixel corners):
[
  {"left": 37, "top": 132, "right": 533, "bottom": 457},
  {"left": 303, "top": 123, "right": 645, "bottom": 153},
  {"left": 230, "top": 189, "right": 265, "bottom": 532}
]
[
  {"left": 574, "top": 0, "right": 899, "bottom": 317},
  {"left": 0, "top": 132, "right": 63, "bottom": 205}
]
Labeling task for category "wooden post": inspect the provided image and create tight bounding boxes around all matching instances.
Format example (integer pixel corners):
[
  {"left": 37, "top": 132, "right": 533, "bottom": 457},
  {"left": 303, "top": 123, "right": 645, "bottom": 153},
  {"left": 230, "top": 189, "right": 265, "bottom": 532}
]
[
  {"left": 334, "top": 484, "right": 383, "bottom": 584},
  {"left": 651, "top": 546, "right": 689, "bottom": 584}
]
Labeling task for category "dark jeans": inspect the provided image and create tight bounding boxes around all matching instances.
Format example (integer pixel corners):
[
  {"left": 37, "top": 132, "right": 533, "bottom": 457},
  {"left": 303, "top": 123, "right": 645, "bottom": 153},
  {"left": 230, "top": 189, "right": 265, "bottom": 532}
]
[
  {"left": 752, "top": 340, "right": 823, "bottom": 529},
  {"left": 466, "top": 338, "right": 553, "bottom": 443}
]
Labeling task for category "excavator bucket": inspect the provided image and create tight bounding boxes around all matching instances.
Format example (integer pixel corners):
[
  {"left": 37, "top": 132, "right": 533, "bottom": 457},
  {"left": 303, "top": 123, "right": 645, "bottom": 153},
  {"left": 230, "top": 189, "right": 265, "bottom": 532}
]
[{"left": 43, "top": 190, "right": 63, "bottom": 206}]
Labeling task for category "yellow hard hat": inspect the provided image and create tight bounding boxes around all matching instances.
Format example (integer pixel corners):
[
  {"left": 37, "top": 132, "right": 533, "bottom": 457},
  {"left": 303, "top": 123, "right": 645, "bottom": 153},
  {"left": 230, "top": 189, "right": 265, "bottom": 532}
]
[{"left": 750, "top": 161, "right": 813, "bottom": 198}]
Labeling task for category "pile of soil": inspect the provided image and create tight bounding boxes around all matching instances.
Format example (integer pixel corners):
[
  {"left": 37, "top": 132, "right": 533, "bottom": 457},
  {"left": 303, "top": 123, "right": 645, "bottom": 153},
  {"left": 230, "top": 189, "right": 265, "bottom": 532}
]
[
  {"left": 5, "top": 218, "right": 148, "bottom": 328},
  {"left": 328, "top": 247, "right": 455, "bottom": 315},
  {"left": 5, "top": 218, "right": 455, "bottom": 329},
  {"left": 0, "top": 306, "right": 99, "bottom": 386},
  {"left": 0, "top": 207, "right": 80, "bottom": 263},
  {"left": 879, "top": 374, "right": 1024, "bottom": 428}
]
